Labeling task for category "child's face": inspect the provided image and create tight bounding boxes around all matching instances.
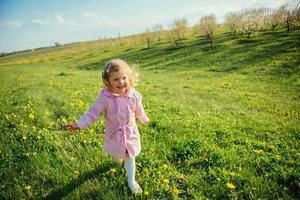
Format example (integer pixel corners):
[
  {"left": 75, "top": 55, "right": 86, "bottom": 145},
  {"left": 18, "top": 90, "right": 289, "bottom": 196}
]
[{"left": 107, "top": 69, "right": 129, "bottom": 95}]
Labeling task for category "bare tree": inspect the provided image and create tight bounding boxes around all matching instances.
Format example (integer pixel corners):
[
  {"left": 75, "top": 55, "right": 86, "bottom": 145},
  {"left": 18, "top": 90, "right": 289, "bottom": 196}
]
[
  {"left": 152, "top": 24, "right": 164, "bottom": 42},
  {"left": 279, "top": 0, "right": 300, "bottom": 33},
  {"left": 269, "top": 8, "right": 284, "bottom": 31},
  {"left": 198, "top": 15, "right": 217, "bottom": 46},
  {"left": 225, "top": 12, "right": 242, "bottom": 35},
  {"left": 143, "top": 28, "right": 152, "bottom": 48},
  {"left": 169, "top": 18, "right": 188, "bottom": 45}
]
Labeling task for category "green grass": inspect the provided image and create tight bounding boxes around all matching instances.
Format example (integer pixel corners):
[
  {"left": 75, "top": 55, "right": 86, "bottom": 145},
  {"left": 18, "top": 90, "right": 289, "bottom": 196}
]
[{"left": 1, "top": 29, "right": 300, "bottom": 199}]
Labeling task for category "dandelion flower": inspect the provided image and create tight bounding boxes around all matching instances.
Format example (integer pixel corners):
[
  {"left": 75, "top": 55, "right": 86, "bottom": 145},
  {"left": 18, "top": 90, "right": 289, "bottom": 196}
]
[
  {"left": 172, "top": 188, "right": 180, "bottom": 196},
  {"left": 254, "top": 149, "right": 263, "bottom": 154},
  {"left": 110, "top": 168, "right": 117, "bottom": 173},
  {"left": 275, "top": 155, "right": 281, "bottom": 160},
  {"left": 163, "top": 178, "right": 170, "bottom": 185},
  {"left": 144, "top": 191, "right": 150, "bottom": 196},
  {"left": 24, "top": 185, "right": 31, "bottom": 190},
  {"left": 29, "top": 113, "right": 35, "bottom": 120},
  {"left": 226, "top": 183, "right": 236, "bottom": 190}
]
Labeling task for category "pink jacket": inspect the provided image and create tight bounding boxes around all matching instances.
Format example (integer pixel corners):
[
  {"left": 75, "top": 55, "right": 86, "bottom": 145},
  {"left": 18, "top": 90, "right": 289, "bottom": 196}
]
[{"left": 76, "top": 88, "right": 149, "bottom": 159}]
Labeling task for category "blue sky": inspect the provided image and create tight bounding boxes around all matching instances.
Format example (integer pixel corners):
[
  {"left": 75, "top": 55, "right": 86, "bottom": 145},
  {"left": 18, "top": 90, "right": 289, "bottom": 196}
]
[{"left": 0, "top": 0, "right": 284, "bottom": 52}]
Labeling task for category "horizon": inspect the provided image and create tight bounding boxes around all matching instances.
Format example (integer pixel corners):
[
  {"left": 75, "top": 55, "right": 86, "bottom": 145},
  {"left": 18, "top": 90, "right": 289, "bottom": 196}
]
[{"left": 0, "top": 0, "right": 284, "bottom": 53}]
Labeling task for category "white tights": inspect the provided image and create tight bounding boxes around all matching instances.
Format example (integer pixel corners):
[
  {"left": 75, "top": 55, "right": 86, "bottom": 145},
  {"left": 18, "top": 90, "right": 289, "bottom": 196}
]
[{"left": 124, "top": 156, "right": 136, "bottom": 185}]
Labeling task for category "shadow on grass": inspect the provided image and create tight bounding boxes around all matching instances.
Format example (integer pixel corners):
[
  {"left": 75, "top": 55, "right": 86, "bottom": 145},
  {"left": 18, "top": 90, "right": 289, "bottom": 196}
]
[{"left": 44, "top": 162, "right": 114, "bottom": 200}]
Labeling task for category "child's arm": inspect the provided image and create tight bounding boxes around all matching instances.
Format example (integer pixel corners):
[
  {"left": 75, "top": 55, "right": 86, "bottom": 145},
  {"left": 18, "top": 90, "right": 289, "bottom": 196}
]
[
  {"left": 64, "top": 123, "right": 80, "bottom": 131},
  {"left": 76, "top": 93, "right": 106, "bottom": 129},
  {"left": 135, "top": 92, "right": 150, "bottom": 125},
  {"left": 65, "top": 92, "right": 106, "bottom": 131}
]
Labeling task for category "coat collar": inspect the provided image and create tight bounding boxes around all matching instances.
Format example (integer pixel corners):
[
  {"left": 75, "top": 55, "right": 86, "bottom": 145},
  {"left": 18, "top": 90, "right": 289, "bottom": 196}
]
[{"left": 102, "top": 87, "right": 135, "bottom": 98}]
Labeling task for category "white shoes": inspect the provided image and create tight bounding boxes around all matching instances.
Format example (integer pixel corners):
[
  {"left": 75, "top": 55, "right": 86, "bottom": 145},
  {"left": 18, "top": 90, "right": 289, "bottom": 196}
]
[{"left": 128, "top": 181, "right": 143, "bottom": 194}]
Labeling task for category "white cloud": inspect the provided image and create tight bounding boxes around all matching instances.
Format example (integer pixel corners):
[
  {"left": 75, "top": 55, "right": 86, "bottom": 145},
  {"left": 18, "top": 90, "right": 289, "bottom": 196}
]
[
  {"left": 0, "top": 20, "right": 22, "bottom": 28},
  {"left": 54, "top": 14, "right": 75, "bottom": 25},
  {"left": 32, "top": 14, "right": 75, "bottom": 26},
  {"left": 32, "top": 19, "right": 48, "bottom": 25}
]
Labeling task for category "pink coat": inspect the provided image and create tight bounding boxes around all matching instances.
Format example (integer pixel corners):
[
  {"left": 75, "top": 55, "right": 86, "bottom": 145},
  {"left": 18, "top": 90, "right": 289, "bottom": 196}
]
[{"left": 76, "top": 88, "right": 149, "bottom": 159}]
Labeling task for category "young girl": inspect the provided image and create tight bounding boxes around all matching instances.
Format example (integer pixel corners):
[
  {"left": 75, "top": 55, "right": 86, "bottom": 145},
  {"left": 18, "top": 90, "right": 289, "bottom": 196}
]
[{"left": 65, "top": 58, "right": 149, "bottom": 194}]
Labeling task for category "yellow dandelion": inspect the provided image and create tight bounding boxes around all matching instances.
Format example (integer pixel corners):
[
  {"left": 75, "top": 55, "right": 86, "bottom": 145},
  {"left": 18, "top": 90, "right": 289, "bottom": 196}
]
[
  {"left": 226, "top": 183, "right": 236, "bottom": 190},
  {"left": 268, "top": 145, "right": 275, "bottom": 150},
  {"left": 254, "top": 149, "right": 263, "bottom": 154},
  {"left": 163, "top": 178, "right": 170, "bottom": 185},
  {"left": 110, "top": 168, "right": 117, "bottom": 173},
  {"left": 29, "top": 113, "right": 35, "bottom": 120},
  {"left": 144, "top": 191, "right": 150, "bottom": 196},
  {"left": 44, "top": 111, "right": 49, "bottom": 116},
  {"left": 24, "top": 185, "right": 31, "bottom": 190},
  {"left": 22, "top": 136, "right": 27, "bottom": 140},
  {"left": 275, "top": 155, "right": 281, "bottom": 160},
  {"left": 172, "top": 188, "right": 180, "bottom": 196}
]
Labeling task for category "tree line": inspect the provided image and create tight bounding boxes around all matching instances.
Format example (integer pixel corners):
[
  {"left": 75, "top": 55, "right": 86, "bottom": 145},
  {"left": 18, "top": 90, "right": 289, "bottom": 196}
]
[{"left": 140, "top": 0, "right": 300, "bottom": 48}]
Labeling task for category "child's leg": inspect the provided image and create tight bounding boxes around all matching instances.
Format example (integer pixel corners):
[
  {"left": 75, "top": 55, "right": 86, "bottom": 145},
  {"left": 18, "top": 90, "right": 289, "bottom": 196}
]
[{"left": 124, "top": 156, "right": 142, "bottom": 193}]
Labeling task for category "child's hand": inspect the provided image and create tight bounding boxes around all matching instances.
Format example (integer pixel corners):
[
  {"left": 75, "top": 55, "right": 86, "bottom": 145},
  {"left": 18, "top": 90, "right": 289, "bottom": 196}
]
[
  {"left": 143, "top": 119, "right": 150, "bottom": 125},
  {"left": 64, "top": 123, "right": 80, "bottom": 132}
]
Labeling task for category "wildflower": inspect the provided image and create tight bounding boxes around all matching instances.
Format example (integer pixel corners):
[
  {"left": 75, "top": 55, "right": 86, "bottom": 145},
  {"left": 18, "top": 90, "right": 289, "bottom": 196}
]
[
  {"left": 226, "top": 183, "right": 236, "bottom": 190},
  {"left": 275, "top": 155, "right": 281, "bottom": 160},
  {"left": 110, "top": 168, "right": 117, "bottom": 173},
  {"left": 24, "top": 185, "right": 31, "bottom": 190},
  {"left": 268, "top": 145, "right": 275, "bottom": 150},
  {"left": 163, "top": 164, "right": 168, "bottom": 169},
  {"left": 22, "top": 136, "right": 27, "bottom": 140},
  {"left": 144, "top": 191, "right": 150, "bottom": 196},
  {"left": 29, "top": 113, "right": 35, "bottom": 120},
  {"left": 172, "top": 188, "right": 180, "bottom": 196},
  {"left": 254, "top": 149, "right": 263, "bottom": 154},
  {"left": 163, "top": 178, "right": 170, "bottom": 185},
  {"left": 44, "top": 111, "right": 49, "bottom": 116}
]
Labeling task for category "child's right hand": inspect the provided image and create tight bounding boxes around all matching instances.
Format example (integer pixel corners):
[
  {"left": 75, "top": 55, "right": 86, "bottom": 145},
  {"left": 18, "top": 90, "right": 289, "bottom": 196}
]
[{"left": 64, "top": 123, "right": 80, "bottom": 132}]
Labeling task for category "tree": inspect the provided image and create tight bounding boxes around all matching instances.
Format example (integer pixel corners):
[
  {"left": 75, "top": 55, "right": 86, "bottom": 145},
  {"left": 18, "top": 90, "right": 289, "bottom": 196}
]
[
  {"left": 279, "top": 0, "right": 300, "bottom": 33},
  {"left": 143, "top": 28, "right": 152, "bottom": 48},
  {"left": 240, "top": 9, "right": 258, "bottom": 38},
  {"left": 152, "top": 24, "right": 164, "bottom": 42},
  {"left": 225, "top": 12, "right": 242, "bottom": 35},
  {"left": 269, "top": 8, "right": 283, "bottom": 31},
  {"left": 169, "top": 18, "right": 188, "bottom": 45},
  {"left": 199, "top": 15, "right": 217, "bottom": 46}
]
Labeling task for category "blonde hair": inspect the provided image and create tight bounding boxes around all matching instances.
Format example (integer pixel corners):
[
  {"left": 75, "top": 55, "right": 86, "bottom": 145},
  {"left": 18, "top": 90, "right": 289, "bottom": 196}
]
[{"left": 102, "top": 58, "right": 139, "bottom": 87}]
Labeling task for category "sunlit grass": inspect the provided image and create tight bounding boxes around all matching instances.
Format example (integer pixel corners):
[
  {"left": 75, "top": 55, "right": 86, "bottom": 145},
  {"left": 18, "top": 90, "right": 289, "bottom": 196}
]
[{"left": 0, "top": 29, "right": 299, "bottom": 199}]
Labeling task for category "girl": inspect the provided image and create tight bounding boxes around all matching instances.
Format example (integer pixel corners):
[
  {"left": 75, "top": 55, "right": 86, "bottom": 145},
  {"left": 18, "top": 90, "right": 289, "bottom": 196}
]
[{"left": 65, "top": 58, "right": 150, "bottom": 194}]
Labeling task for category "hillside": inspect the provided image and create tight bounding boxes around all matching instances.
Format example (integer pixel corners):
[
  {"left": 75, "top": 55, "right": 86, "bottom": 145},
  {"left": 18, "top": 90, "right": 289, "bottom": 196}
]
[{"left": 0, "top": 29, "right": 300, "bottom": 199}]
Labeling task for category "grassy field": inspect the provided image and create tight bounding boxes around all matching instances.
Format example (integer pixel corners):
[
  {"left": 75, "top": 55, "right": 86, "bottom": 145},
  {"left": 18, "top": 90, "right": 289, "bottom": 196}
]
[{"left": 1, "top": 29, "right": 300, "bottom": 199}]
